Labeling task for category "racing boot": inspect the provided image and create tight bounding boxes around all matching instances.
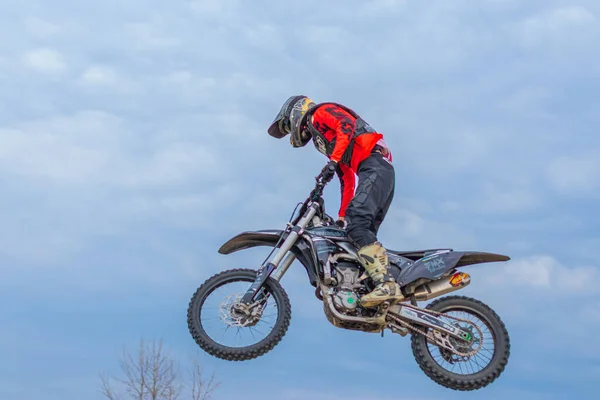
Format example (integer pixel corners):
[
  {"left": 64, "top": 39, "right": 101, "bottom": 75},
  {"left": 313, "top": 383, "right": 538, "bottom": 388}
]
[{"left": 357, "top": 242, "right": 404, "bottom": 308}]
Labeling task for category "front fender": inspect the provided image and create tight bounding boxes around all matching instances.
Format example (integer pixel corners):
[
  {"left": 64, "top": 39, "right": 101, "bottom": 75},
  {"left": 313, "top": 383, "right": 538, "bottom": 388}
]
[
  {"left": 218, "top": 230, "right": 286, "bottom": 254},
  {"left": 217, "top": 230, "right": 320, "bottom": 287}
]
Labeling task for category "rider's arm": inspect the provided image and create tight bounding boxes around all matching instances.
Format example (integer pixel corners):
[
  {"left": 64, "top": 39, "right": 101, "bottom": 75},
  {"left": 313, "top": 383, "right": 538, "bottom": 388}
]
[
  {"left": 336, "top": 163, "right": 355, "bottom": 219},
  {"left": 313, "top": 104, "right": 356, "bottom": 163}
]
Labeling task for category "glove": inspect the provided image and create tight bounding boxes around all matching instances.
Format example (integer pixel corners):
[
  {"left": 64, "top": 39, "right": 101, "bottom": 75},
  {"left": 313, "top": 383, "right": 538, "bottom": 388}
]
[
  {"left": 335, "top": 219, "right": 347, "bottom": 229},
  {"left": 320, "top": 160, "right": 338, "bottom": 183}
]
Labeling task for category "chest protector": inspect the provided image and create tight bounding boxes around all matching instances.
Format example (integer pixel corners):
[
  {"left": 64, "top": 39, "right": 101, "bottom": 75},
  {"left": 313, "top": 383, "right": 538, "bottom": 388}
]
[{"left": 304, "top": 102, "right": 376, "bottom": 165}]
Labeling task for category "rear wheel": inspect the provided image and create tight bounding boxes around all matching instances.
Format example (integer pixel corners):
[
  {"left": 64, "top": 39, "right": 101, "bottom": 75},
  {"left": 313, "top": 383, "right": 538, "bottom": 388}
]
[
  {"left": 410, "top": 296, "right": 510, "bottom": 391},
  {"left": 187, "top": 268, "right": 292, "bottom": 361}
]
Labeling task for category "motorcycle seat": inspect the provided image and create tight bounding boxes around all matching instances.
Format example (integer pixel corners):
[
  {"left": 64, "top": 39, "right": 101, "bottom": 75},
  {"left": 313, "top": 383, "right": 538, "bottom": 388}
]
[{"left": 386, "top": 248, "right": 453, "bottom": 261}]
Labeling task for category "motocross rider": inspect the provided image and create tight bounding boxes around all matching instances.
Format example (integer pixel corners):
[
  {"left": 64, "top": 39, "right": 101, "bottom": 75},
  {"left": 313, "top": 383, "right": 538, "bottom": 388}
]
[{"left": 267, "top": 95, "right": 401, "bottom": 308}]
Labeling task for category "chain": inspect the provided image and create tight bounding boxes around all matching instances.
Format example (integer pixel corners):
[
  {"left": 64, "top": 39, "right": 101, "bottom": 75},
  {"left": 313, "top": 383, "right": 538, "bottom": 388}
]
[{"left": 387, "top": 304, "right": 484, "bottom": 358}]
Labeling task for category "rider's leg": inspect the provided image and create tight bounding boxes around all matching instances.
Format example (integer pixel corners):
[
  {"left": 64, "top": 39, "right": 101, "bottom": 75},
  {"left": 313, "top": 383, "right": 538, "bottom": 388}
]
[{"left": 345, "top": 152, "right": 401, "bottom": 308}]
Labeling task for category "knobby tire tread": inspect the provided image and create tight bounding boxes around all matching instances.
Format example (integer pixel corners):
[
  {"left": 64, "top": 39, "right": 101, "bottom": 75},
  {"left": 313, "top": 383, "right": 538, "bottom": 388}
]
[
  {"left": 187, "top": 268, "right": 291, "bottom": 361},
  {"left": 410, "top": 295, "right": 510, "bottom": 391}
]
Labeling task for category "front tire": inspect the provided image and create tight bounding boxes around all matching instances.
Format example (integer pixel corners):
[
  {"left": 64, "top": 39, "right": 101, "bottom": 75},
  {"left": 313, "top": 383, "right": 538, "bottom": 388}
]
[
  {"left": 187, "top": 268, "right": 292, "bottom": 361},
  {"left": 410, "top": 295, "right": 510, "bottom": 391}
]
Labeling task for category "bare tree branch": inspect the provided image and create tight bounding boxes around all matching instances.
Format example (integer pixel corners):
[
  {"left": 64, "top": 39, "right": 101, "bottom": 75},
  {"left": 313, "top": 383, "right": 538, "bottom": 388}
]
[
  {"left": 189, "top": 358, "right": 220, "bottom": 400},
  {"left": 142, "top": 340, "right": 181, "bottom": 400},
  {"left": 100, "top": 372, "right": 123, "bottom": 400},
  {"left": 99, "top": 339, "right": 217, "bottom": 400}
]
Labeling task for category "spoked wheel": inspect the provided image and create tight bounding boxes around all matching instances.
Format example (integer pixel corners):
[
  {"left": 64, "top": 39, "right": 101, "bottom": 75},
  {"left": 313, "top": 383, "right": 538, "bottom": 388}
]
[
  {"left": 187, "top": 268, "right": 291, "bottom": 361},
  {"left": 411, "top": 296, "right": 510, "bottom": 391}
]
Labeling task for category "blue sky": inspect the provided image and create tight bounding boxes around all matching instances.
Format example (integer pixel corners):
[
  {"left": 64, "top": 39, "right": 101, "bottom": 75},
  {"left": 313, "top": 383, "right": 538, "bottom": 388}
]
[{"left": 1, "top": 0, "right": 599, "bottom": 399}]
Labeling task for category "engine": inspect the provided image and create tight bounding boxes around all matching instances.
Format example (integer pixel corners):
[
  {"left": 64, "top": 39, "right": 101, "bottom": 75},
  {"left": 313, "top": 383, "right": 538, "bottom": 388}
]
[
  {"left": 322, "top": 260, "right": 383, "bottom": 333},
  {"left": 331, "top": 261, "right": 364, "bottom": 312}
]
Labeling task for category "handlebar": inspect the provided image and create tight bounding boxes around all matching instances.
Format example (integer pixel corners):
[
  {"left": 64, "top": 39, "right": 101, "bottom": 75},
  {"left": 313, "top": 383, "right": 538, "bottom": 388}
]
[
  {"left": 288, "top": 171, "right": 334, "bottom": 228},
  {"left": 310, "top": 173, "right": 327, "bottom": 201}
]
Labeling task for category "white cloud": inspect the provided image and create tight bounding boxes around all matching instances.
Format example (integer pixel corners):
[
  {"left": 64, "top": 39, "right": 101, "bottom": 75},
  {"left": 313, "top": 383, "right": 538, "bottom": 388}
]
[
  {"left": 124, "top": 183, "right": 240, "bottom": 226},
  {"left": 362, "top": 0, "right": 407, "bottom": 13},
  {"left": 304, "top": 26, "right": 350, "bottom": 45},
  {"left": 529, "top": 6, "right": 595, "bottom": 28},
  {"left": 547, "top": 151, "right": 600, "bottom": 195},
  {"left": 474, "top": 183, "right": 541, "bottom": 213},
  {"left": 515, "top": 6, "right": 596, "bottom": 47},
  {"left": 23, "top": 16, "right": 61, "bottom": 37},
  {"left": 189, "top": 0, "right": 242, "bottom": 19},
  {"left": 22, "top": 48, "right": 66, "bottom": 73},
  {"left": 440, "top": 200, "right": 460, "bottom": 212},
  {"left": 0, "top": 109, "right": 234, "bottom": 265},
  {"left": 496, "top": 85, "right": 553, "bottom": 116},
  {"left": 0, "top": 111, "right": 117, "bottom": 183},
  {"left": 377, "top": 205, "right": 477, "bottom": 251},
  {"left": 124, "top": 18, "right": 181, "bottom": 51},
  {"left": 478, "top": 255, "right": 600, "bottom": 295},
  {"left": 78, "top": 65, "right": 118, "bottom": 85},
  {"left": 159, "top": 71, "right": 219, "bottom": 102},
  {"left": 160, "top": 70, "right": 194, "bottom": 86},
  {"left": 0, "top": 127, "right": 108, "bottom": 183},
  {"left": 491, "top": 214, "right": 583, "bottom": 233},
  {"left": 0, "top": 110, "right": 222, "bottom": 187}
]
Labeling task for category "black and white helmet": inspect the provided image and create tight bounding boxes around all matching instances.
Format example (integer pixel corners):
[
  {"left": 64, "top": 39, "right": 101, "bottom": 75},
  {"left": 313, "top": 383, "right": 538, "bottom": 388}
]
[{"left": 267, "top": 95, "right": 316, "bottom": 147}]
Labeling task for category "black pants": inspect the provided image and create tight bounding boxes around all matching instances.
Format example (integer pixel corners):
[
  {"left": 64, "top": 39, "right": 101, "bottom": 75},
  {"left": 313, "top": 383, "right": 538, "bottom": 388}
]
[{"left": 345, "top": 152, "right": 395, "bottom": 248}]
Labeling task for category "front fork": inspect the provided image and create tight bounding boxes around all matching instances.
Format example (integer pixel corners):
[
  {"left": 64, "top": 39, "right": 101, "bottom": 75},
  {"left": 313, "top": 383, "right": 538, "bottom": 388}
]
[{"left": 239, "top": 203, "right": 318, "bottom": 304}]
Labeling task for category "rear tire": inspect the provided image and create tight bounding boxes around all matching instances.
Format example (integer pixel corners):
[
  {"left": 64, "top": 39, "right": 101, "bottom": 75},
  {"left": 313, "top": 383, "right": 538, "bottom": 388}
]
[
  {"left": 410, "top": 295, "right": 510, "bottom": 391},
  {"left": 187, "top": 268, "right": 292, "bottom": 361}
]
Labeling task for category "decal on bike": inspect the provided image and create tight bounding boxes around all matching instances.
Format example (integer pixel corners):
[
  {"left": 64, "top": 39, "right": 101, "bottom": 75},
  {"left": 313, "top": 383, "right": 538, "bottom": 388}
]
[
  {"left": 424, "top": 257, "right": 446, "bottom": 274},
  {"left": 399, "top": 306, "right": 458, "bottom": 334},
  {"left": 316, "top": 243, "right": 338, "bottom": 256},
  {"left": 308, "top": 227, "right": 348, "bottom": 238}
]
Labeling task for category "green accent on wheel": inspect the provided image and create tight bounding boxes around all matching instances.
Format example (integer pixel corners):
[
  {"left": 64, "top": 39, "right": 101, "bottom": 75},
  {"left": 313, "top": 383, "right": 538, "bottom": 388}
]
[
  {"left": 347, "top": 298, "right": 355, "bottom": 304},
  {"left": 410, "top": 295, "right": 511, "bottom": 391}
]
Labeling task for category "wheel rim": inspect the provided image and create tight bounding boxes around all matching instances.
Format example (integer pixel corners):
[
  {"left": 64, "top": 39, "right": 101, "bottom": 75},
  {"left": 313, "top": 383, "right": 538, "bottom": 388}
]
[
  {"left": 425, "top": 306, "right": 496, "bottom": 375},
  {"left": 198, "top": 278, "right": 280, "bottom": 349}
]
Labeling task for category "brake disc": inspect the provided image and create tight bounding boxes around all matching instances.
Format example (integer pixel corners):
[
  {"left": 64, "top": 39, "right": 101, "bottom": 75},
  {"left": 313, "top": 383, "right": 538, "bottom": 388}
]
[{"left": 219, "top": 294, "right": 264, "bottom": 328}]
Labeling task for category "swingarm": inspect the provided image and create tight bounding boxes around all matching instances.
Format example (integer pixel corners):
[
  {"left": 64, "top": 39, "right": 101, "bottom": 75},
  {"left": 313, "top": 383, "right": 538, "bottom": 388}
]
[{"left": 390, "top": 304, "right": 474, "bottom": 343}]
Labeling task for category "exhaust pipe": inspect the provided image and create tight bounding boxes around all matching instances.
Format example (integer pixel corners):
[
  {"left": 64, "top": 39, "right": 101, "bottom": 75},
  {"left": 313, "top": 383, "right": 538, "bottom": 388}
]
[{"left": 413, "top": 272, "right": 471, "bottom": 301}]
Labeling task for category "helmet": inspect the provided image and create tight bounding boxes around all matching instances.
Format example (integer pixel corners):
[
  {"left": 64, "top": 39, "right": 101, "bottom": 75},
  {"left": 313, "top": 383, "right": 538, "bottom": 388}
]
[{"left": 267, "top": 95, "right": 316, "bottom": 148}]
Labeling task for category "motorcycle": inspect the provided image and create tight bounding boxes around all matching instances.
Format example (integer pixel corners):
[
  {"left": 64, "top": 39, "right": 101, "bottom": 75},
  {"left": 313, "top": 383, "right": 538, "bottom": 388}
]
[{"left": 187, "top": 171, "right": 511, "bottom": 391}]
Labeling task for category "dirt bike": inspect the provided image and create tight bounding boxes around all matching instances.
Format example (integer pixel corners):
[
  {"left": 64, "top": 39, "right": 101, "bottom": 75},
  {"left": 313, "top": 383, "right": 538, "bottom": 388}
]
[{"left": 187, "top": 171, "right": 511, "bottom": 391}]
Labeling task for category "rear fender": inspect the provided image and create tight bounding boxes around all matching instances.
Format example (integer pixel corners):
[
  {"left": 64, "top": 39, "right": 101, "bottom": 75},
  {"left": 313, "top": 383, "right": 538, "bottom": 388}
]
[
  {"left": 218, "top": 230, "right": 320, "bottom": 287},
  {"left": 396, "top": 250, "right": 510, "bottom": 287}
]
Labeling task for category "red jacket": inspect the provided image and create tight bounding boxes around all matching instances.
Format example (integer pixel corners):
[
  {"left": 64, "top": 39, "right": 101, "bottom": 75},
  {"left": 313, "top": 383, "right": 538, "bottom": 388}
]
[{"left": 309, "top": 103, "right": 392, "bottom": 218}]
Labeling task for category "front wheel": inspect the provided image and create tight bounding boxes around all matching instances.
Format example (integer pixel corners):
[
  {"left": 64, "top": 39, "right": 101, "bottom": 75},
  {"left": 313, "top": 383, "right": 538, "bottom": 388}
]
[
  {"left": 187, "top": 268, "right": 292, "bottom": 361},
  {"left": 410, "top": 296, "right": 510, "bottom": 391}
]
